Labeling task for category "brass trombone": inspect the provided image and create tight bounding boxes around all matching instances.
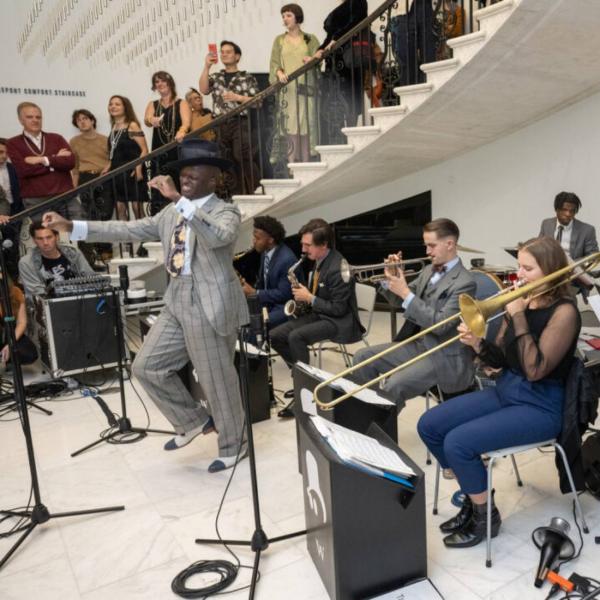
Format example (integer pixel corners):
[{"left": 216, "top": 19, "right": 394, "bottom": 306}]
[
  {"left": 340, "top": 256, "right": 431, "bottom": 284},
  {"left": 314, "top": 251, "right": 600, "bottom": 410}
]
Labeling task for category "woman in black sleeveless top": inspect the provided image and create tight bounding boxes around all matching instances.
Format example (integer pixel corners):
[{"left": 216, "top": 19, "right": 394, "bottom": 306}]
[
  {"left": 418, "top": 236, "right": 581, "bottom": 548},
  {"left": 144, "top": 71, "right": 191, "bottom": 214},
  {"left": 107, "top": 95, "right": 148, "bottom": 221}
]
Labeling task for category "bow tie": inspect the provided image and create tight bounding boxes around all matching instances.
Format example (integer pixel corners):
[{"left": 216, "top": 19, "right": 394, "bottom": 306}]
[{"left": 431, "top": 264, "right": 447, "bottom": 274}]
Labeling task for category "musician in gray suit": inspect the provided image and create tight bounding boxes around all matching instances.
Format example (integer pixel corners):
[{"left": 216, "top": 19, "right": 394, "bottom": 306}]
[
  {"left": 352, "top": 218, "right": 476, "bottom": 411},
  {"left": 539, "top": 191, "right": 598, "bottom": 260},
  {"left": 42, "top": 139, "right": 249, "bottom": 473}
]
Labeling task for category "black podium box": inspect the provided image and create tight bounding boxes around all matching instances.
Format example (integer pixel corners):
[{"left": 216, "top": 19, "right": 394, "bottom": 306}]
[{"left": 297, "top": 412, "right": 427, "bottom": 600}]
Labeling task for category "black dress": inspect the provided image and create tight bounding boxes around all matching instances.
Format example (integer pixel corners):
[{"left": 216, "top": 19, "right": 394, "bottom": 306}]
[
  {"left": 108, "top": 124, "right": 147, "bottom": 203},
  {"left": 319, "top": 0, "right": 369, "bottom": 138},
  {"left": 149, "top": 99, "right": 182, "bottom": 213}
]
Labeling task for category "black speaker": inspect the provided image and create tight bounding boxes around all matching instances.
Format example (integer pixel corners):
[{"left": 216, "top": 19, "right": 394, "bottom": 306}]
[{"left": 36, "top": 293, "right": 123, "bottom": 377}]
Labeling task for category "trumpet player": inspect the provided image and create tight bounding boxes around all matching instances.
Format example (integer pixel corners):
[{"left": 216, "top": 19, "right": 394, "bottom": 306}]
[
  {"left": 352, "top": 218, "right": 476, "bottom": 408},
  {"left": 270, "top": 218, "right": 363, "bottom": 416},
  {"left": 240, "top": 216, "right": 297, "bottom": 329}
]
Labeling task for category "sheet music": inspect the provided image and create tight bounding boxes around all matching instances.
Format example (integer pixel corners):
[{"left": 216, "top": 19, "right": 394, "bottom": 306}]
[
  {"left": 297, "top": 363, "right": 393, "bottom": 406},
  {"left": 310, "top": 416, "right": 415, "bottom": 477}
]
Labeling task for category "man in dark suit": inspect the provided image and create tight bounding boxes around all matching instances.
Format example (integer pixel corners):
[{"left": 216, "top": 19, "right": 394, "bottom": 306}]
[
  {"left": 240, "top": 215, "right": 297, "bottom": 330},
  {"left": 270, "top": 218, "right": 363, "bottom": 416},
  {"left": 0, "top": 138, "right": 25, "bottom": 279},
  {"left": 352, "top": 218, "right": 476, "bottom": 412},
  {"left": 539, "top": 191, "right": 598, "bottom": 260}
]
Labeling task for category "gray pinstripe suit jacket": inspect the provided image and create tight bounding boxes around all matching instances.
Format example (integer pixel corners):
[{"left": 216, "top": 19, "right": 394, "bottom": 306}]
[{"left": 85, "top": 194, "right": 249, "bottom": 336}]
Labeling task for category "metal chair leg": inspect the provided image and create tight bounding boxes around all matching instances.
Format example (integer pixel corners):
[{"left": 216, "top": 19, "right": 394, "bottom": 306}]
[
  {"left": 486, "top": 456, "right": 496, "bottom": 568},
  {"left": 425, "top": 391, "right": 432, "bottom": 464},
  {"left": 433, "top": 461, "right": 441, "bottom": 515},
  {"left": 553, "top": 442, "right": 589, "bottom": 534},
  {"left": 509, "top": 454, "right": 523, "bottom": 486},
  {"left": 317, "top": 343, "right": 323, "bottom": 369}
]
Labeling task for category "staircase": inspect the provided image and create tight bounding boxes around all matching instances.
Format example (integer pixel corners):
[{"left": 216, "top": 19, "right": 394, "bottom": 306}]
[{"left": 234, "top": 0, "right": 600, "bottom": 232}]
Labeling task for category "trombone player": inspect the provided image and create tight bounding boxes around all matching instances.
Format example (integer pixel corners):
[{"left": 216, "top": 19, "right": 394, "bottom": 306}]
[
  {"left": 352, "top": 218, "right": 476, "bottom": 408},
  {"left": 417, "top": 237, "right": 581, "bottom": 548}
]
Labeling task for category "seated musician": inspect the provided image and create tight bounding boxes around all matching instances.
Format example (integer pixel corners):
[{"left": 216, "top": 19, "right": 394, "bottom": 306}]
[
  {"left": 240, "top": 216, "right": 297, "bottom": 330},
  {"left": 18, "top": 223, "right": 94, "bottom": 297},
  {"left": 352, "top": 218, "right": 476, "bottom": 409},
  {"left": 270, "top": 218, "right": 364, "bottom": 416},
  {"left": 0, "top": 278, "right": 38, "bottom": 366},
  {"left": 418, "top": 237, "right": 580, "bottom": 548}
]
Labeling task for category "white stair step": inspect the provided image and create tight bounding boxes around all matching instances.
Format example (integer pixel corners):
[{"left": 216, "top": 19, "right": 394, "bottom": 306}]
[
  {"left": 316, "top": 144, "right": 354, "bottom": 169},
  {"left": 447, "top": 30, "right": 487, "bottom": 63},
  {"left": 393, "top": 83, "right": 434, "bottom": 111},
  {"left": 260, "top": 178, "right": 301, "bottom": 200},
  {"left": 341, "top": 125, "right": 381, "bottom": 151},
  {"left": 368, "top": 105, "right": 408, "bottom": 131},
  {"left": 232, "top": 194, "right": 275, "bottom": 204},
  {"left": 288, "top": 162, "right": 328, "bottom": 185},
  {"left": 475, "top": 0, "right": 516, "bottom": 36},
  {"left": 420, "top": 57, "right": 460, "bottom": 88}
]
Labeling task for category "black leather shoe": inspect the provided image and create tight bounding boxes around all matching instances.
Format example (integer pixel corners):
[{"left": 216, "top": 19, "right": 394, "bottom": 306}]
[
  {"left": 440, "top": 495, "right": 472, "bottom": 534},
  {"left": 283, "top": 389, "right": 294, "bottom": 399},
  {"left": 278, "top": 405, "right": 295, "bottom": 419},
  {"left": 443, "top": 502, "right": 501, "bottom": 548}
]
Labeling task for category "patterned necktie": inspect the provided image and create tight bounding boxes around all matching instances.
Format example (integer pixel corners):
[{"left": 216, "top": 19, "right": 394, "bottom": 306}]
[
  {"left": 166, "top": 216, "right": 186, "bottom": 277},
  {"left": 431, "top": 264, "right": 447, "bottom": 274},
  {"left": 556, "top": 225, "right": 564, "bottom": 243},
  {"left": 263, "top": 253, "right": 271, "bottom": 287}
]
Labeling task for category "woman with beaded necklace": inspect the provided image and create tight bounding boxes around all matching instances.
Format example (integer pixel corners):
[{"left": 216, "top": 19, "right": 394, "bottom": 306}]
[
  {"left": 144, "top": 71, "right": 191, "bottom": 214},
  {"left": 105, "top": 95, "right": 148, "bottom": 222}
]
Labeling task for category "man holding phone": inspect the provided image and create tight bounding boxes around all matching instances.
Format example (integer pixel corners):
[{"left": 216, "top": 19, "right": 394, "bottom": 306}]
[{"left": 199, "top": 40, "right": 259, "bottom": 195}]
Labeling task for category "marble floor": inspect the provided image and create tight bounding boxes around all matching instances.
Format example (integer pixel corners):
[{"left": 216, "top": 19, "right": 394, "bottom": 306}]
[{"left": 1, "top": 310, "right": 599, "bottom": 600}]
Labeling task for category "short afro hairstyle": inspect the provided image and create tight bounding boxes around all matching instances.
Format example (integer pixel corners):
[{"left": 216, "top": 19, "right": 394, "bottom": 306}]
[
  {"left": 253, "top": 215, "right": 286, "bottom": 244},
  {"left": 554, "top": 191, "right": 581, "bottom": 212}
]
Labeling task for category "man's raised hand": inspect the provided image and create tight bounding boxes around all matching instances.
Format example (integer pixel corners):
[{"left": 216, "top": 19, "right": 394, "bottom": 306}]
[{"left": 42, "top": 211, "right": 73, "bottom": 232}]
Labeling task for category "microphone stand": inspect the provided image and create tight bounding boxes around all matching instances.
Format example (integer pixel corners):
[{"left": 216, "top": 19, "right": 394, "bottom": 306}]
[
  {"left": 194, "top": 325, "right": 306, "bottom": 599},
  {"left": 70, "top": 265, "right": 173, "bottom": 457},
  {"left": 0, "top": 227, "right": 124, "bottom": 571}
]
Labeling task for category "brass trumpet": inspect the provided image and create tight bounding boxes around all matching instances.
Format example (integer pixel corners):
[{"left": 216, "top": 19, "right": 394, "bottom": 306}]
[
  {"left": 340, "top": 256, "right": 431, "bottom": 283},
  {"left": 314, "top": 251, "right": 600, "bottom": 410}
]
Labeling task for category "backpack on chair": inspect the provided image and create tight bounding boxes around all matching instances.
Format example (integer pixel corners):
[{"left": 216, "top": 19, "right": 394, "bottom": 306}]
[{"left": 582, "top": 431, "right": 600, "bottom": 499}]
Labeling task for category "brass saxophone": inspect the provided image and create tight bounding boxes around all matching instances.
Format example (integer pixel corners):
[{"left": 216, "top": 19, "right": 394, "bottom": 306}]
[
  {"left": 284, "top": 254, "right": 312, "bottom": 318},
  {"left": 233, "top": 247, "right": 254, "bottom": 283}
]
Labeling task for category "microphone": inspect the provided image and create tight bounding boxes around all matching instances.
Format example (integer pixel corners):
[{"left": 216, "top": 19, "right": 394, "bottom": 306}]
[{"left": 532, "top": 517, "right": 576, "bottom": 588}]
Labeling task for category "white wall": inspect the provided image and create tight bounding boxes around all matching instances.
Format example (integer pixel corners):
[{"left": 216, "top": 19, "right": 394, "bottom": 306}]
[
  {"left": 279, "top": 89, "right": 600, "bottom": 267},
  {"left": 0, "top": 0, "right": 355, "bottom": 141}
]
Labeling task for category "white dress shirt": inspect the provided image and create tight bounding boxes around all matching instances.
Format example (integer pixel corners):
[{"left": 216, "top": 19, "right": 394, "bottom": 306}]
[
  {"left": 71, "top": 195, "right": 212, "bottom": 276},
  {"left": 0, "top": 163, "right": 13, "bottom": 204},
  {"left": 554, "top": 219, "right": 573, "bottom": 257}
]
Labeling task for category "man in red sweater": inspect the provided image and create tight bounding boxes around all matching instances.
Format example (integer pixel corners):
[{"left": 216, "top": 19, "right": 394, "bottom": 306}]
[{"left": 6, "top": 102, "right": 84, "bottom": 222}]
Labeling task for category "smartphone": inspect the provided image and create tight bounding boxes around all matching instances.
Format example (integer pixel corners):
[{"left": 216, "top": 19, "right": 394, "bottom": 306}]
[{"left": 208, "top": 43, "right": 218, "bottom": 58}]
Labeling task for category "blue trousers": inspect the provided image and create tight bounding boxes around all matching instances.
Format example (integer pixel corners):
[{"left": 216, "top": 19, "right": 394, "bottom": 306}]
[{"left": 417, "top": 370, "right": 564, "bottom": 494}]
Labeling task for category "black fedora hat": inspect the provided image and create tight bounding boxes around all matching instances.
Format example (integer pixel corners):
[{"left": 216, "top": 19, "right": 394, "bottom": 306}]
[{"left": 165, "top": 139, "right": 233, "bottom": 172}]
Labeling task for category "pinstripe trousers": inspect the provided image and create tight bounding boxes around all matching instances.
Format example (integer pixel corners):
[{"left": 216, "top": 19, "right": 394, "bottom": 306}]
[{"left": 132, "top": 276, "right": 244, "bottom": 457}]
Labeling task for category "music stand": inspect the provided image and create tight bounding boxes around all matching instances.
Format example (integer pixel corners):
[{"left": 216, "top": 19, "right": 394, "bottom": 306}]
[{"left": 0, "top": 227, "right": 124, "bottom": 571}]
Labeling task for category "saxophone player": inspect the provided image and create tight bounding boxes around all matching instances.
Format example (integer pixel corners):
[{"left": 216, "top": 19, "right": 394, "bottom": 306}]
[
  {"left": 270, "top": 218, "right": 364, "bottom": 417},
  {"left": 240, "top": 216, "right": 297, "bottom": 329}
]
